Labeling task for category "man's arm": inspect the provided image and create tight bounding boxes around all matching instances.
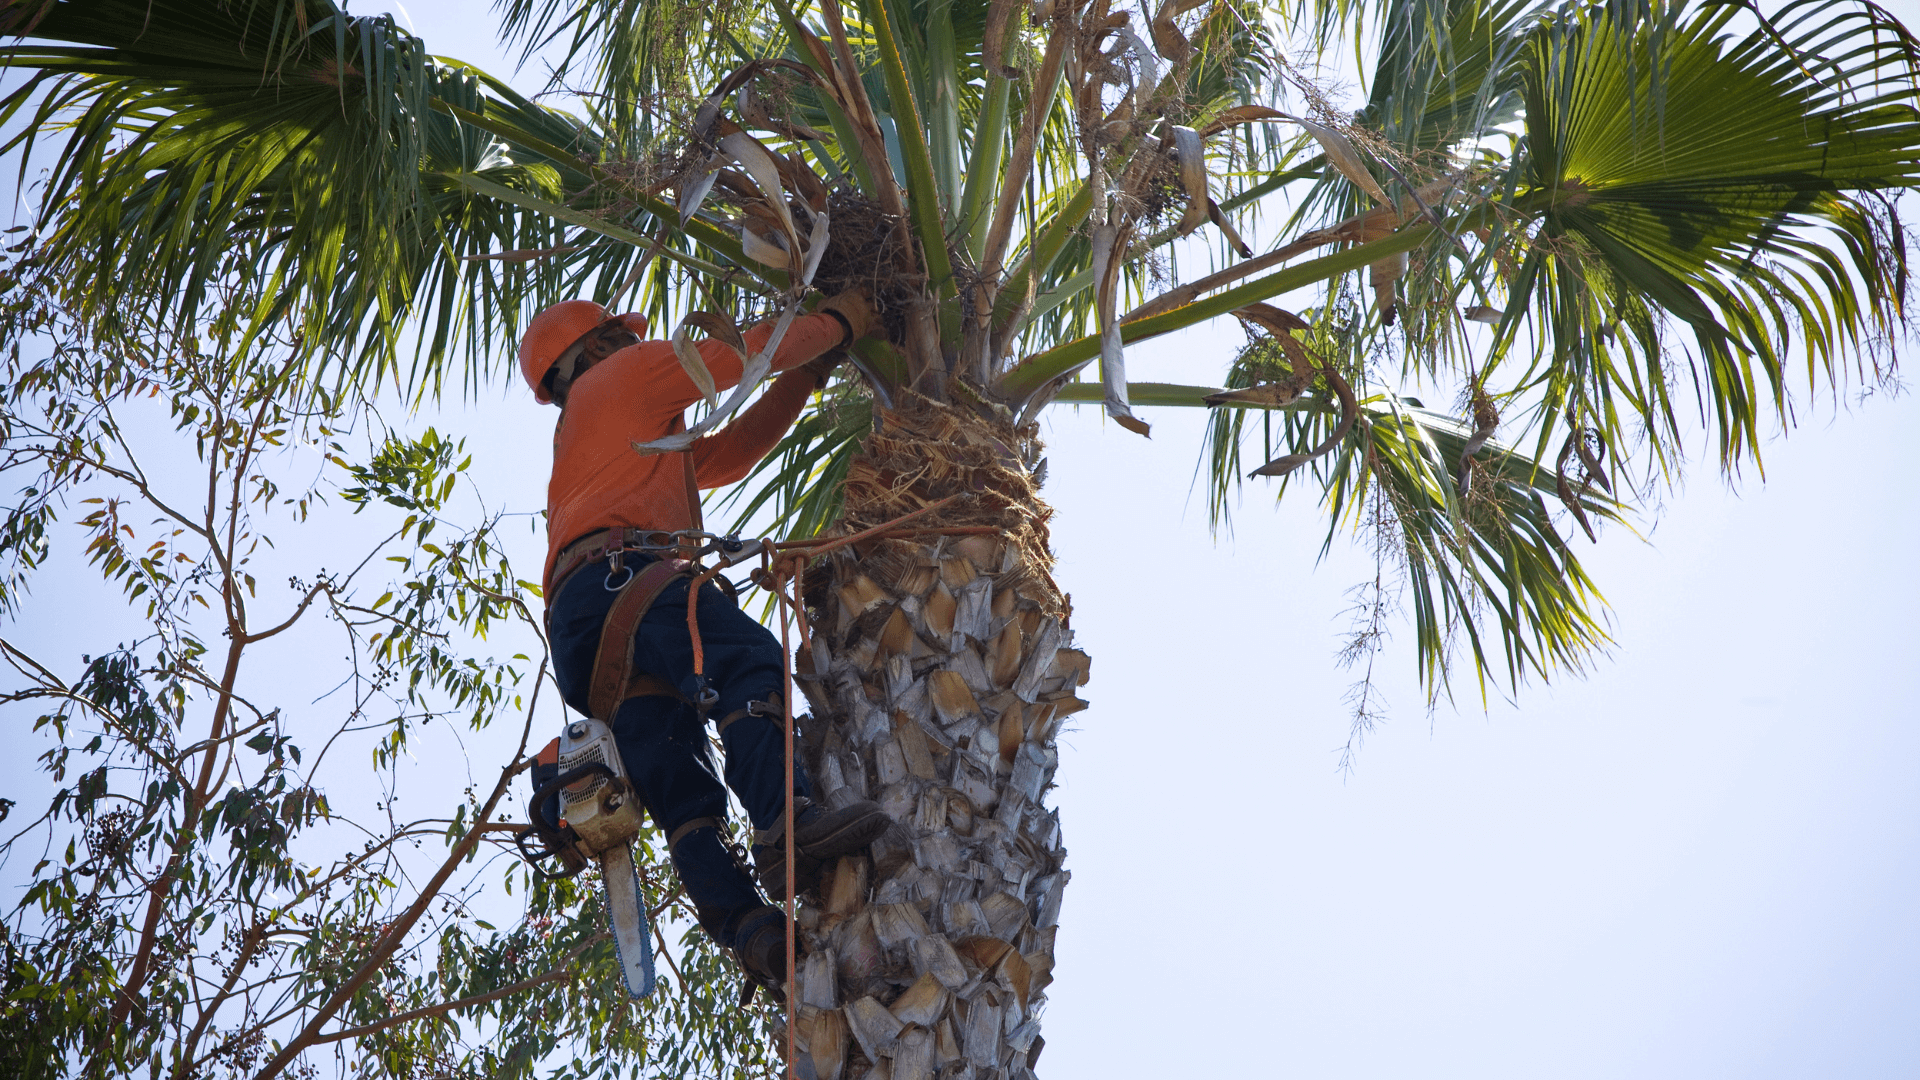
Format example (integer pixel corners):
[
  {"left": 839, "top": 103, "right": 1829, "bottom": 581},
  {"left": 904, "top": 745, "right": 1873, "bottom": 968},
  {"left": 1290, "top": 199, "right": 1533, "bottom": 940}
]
[
  {"left": 690, "top": 364, "right": 827, "bottom": 488},
  {"left": 623, "top": 312, "right": 845, "bottom": 415}
]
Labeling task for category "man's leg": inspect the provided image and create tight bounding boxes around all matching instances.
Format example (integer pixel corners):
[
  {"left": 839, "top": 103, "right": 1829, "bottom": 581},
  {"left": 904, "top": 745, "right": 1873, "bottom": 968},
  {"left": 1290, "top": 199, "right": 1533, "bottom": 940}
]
[
  {"left": 547, "top": 561, "right": 788, "bottom": 983},
  {"left": 608, "top": 693, "right": 765, "bottom": 946},
  {"left": 635, "top": 579, "right": 892, "bottom": 897},
  {"left": 633, "top": 579, "right": 806, "bottom": 830}
]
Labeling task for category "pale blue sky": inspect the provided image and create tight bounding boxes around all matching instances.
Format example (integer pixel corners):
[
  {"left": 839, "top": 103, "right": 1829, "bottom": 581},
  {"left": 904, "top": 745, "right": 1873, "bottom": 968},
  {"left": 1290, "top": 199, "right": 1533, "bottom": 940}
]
[{"left": 5, "top": 2, "right": 1917, "bottom": 1076}]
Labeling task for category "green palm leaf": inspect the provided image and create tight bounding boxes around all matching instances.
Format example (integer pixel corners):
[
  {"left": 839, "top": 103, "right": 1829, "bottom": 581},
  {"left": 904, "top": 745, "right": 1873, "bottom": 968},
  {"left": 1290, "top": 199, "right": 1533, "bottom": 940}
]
[
  {"left": 1502, "top": 0, "right": 1918, "bottom": 468},
  {"left": 2, "top": 0, "right": 561, "bottom": 390}
]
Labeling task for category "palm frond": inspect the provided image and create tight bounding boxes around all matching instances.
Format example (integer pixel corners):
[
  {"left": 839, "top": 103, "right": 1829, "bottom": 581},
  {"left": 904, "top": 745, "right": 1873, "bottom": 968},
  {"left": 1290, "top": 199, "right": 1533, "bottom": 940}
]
[
  {"left": 1, "top": 0, "right": 570, "bottom": 393},
  {"left": 1500, "top": 0, "right": 1919, "bottom": 469},
  {"left": 1194, "top": 334, "right": 1621, "bottom": 696},
  {"left": 718, "top": 388, "right": 873, "bottom": 540}
]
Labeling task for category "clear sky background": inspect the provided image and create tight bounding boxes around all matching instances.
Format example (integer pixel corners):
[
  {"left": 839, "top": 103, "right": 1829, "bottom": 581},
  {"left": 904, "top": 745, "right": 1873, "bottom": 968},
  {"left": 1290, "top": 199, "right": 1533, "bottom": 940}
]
[{"left": 5, "top": 2, "right": 1919, "bottom": 1077}]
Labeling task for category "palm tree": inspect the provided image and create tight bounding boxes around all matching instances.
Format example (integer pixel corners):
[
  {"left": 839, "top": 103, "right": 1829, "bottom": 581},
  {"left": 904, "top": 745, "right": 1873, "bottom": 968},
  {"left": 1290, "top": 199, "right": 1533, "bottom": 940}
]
[{"left": 4, "top": 0, "right": 1914, "bottom": 1076}]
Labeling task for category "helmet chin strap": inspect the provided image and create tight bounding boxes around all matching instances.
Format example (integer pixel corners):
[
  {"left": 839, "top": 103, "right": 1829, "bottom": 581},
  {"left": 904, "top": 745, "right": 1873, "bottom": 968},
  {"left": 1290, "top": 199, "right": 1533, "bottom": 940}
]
[
  {"left": 549, "top": 324, "right": 644, "bottom": 405},
  {"left": 547, "top": 341, "right": 589, "bottom": 404}
]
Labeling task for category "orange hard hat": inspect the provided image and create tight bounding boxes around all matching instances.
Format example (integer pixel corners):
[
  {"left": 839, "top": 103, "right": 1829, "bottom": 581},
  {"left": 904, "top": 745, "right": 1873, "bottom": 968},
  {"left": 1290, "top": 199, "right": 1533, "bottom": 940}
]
[{"left": 520, "top": 300, "right": 653, "bottom": 403}]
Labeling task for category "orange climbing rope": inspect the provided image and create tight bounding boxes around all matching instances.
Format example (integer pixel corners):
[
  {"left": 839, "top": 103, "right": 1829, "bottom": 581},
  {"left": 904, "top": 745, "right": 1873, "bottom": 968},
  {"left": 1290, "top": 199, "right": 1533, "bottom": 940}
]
[{"left": 776, "top": 572, "right": 799, "bottom": 1080}]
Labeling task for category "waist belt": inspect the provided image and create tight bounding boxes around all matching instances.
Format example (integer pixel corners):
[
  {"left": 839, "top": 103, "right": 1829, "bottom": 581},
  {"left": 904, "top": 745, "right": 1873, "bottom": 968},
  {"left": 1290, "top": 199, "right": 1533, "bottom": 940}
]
[
  {"left": 553, "top": 526, "right": 747, "bottom": 721},
  {"left": 550, "top": 526, "right": 694, "bottom": 595}
]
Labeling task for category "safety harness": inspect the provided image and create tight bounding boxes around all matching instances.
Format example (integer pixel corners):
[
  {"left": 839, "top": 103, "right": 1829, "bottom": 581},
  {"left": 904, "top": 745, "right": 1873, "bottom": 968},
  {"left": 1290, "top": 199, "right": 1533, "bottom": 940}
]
[{"left": 521, "top": 444, "right": 783, "bottom": 877}]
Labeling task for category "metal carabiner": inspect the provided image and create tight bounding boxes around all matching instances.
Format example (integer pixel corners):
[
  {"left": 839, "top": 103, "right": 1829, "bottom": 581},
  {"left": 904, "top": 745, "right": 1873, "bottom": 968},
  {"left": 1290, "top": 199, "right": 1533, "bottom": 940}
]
[
  {"left": 636, "top": 530, "right": 679, "bottom": 552},
  {"left": 712, "top": 536, "right": 765, "bottom": 569},
  {"left": 605, "top": 548, "right": 632, "bottom": 591}
]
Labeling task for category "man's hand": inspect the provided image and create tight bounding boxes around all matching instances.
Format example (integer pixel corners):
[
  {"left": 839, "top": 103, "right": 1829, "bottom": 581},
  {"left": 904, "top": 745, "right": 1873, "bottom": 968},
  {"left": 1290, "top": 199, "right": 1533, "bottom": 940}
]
[{"left": 819, "top": 288, "right": 878, "bottom": 347}]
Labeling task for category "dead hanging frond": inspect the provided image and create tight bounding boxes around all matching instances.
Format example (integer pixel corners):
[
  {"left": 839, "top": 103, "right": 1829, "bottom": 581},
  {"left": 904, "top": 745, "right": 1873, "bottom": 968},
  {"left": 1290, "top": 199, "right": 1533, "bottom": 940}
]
[
  {"left": 1247, "top": 370, "right": 1357, "bottom": 478},
  {"left": 1091, "top": 222, "right": 1150, "bottom": 436},
  {"left": 1203, "top": 303, "right": 1316, "bottom": 408},
  {"left": 1554, "top": 426, "right": 1612, "bottom": 541},
  {"left": 1205, "top": 304, "right": 1360, "bottom": 478},
  {"left": 1456, "top": 384, "right": 1501, "bottom": 495},
  {"left": 630, "top": 56, "right": 866, "bottom": 455}
]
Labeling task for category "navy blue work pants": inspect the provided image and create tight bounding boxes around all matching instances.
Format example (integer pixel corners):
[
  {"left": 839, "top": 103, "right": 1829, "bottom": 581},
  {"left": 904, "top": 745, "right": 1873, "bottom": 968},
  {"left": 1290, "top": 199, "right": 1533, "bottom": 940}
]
[{"left": 547, "top": 554, "right": 811, "bottom": 939}]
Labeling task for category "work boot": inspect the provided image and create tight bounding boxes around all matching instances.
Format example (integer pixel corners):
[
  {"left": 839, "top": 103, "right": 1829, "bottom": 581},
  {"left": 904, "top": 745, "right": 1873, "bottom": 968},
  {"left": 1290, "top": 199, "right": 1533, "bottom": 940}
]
[
  {"left": 729, "top": 904, "right": 796, "bottom": 998},
  {"left": 752, "top": 797, "right": 892, "bottom": 900}
]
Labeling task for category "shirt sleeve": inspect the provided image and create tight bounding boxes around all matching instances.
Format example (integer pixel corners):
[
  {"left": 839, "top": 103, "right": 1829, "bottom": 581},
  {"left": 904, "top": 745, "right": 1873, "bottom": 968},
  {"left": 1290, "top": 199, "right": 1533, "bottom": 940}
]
[
  {"left": 691, "top": 366, "right": 821, "bottom": 488},
  {"left": 637, "top": 312, "right": 845, "bottom": 415}
]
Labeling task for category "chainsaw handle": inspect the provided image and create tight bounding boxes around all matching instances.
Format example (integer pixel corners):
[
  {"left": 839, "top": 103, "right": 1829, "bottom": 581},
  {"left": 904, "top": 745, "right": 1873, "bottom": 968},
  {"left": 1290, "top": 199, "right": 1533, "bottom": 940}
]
[
  {"left": 513, "top": 824, "right": 587, "bottom": 879},
  {"left": 515, "top": 762, "right": 622, "bottom": 881}
]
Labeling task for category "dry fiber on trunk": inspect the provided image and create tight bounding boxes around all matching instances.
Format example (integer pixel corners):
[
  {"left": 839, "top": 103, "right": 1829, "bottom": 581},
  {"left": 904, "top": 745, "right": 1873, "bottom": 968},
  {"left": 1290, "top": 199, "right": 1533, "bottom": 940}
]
[{"left": 785, "top": 396, "right": 1088, "bottom": 1080}]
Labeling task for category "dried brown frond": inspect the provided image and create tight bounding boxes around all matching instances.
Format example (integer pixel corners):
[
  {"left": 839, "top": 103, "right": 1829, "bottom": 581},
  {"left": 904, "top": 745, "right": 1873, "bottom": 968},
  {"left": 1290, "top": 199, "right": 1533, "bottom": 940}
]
[
  {"left": 806, "top": 393, "right": 1065, "bottom": 621},
  {"left": 809, "top": 188, "right": 924, "bottom": 344}
]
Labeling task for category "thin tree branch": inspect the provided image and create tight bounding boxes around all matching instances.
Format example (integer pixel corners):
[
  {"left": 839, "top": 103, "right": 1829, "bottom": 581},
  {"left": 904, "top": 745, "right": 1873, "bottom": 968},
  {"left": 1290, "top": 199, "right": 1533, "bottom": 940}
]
[
  {"left": 174, "top": 921, "right": 269, "bottom": 1078},
  {"left": 99, "top": 629, "right": 247, "bottom": 1045},
  {"left": 251, "top": 661, "right": 545, "bottom": 1080},
  {"left": 307, "top": 933, "right": 608, "bottom": 1046},
  {"left": 239, "top": 580, "right": 332, "bottom": 645},
  {"left": 0, "top": 639, "right": 194, "bottom": 792}
]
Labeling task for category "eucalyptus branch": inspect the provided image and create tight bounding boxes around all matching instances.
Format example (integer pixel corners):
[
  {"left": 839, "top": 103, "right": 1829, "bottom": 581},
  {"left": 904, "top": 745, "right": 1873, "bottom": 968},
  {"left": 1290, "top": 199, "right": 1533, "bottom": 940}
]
[
  {"left": 251, "top": 661, "right": 545, "bottom": 1080},
  {"left": 98, "top": 628, "right": 249, "bottom": 1041},
  {"left": 26, "top": 417, "right": 213, "bottom": 549},
  {"left": 278, "top": 822, "right": 478, "bottom": 913},
  {"left": 174, "top": 919, "right": 270, "bottom": 1078},
  {"left": 239, "top": 579, "right": 332, "bottom": 646},
  {"left": 307, "top": 933, "right": 609, "bottom": 1046},
  {"left": 325, "top": 596, "right": 453, "bottom": 643},
  {"left": 168, "top": 713, "right": 274, "bottom": 767},
  {"left": 0, "top": 639, "right": 193, "bottom": 791},
  {"left": 217, "top": 387, "right": 278, "bottom": 631}
]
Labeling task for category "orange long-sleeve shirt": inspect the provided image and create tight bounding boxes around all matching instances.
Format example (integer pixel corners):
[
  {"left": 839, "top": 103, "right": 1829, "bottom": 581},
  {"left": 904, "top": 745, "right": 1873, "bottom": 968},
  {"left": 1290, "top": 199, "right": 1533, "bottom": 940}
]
[{"left": 544, "top": 312, "right": 842, "bottom": 591}]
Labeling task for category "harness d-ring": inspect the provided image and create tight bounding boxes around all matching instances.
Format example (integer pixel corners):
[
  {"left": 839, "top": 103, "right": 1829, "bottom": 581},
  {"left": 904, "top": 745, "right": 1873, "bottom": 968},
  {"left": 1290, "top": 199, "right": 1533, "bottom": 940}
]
[{"left": 604, "top": 564, "right": 634, "bottom": 591}]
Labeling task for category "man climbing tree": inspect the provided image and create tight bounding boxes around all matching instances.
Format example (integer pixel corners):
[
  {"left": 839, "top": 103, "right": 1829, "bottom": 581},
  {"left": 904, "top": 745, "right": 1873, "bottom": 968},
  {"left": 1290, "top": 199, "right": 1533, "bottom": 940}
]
[{"left": 521, "top": 291, "right": 893, "bottom": 992}]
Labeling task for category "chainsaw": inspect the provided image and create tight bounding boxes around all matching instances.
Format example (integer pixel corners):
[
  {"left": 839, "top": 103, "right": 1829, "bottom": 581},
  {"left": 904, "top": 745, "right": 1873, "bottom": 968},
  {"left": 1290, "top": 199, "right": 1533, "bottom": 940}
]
[{"left": 515, "top": 717, "right": 656, "bottom": 999}]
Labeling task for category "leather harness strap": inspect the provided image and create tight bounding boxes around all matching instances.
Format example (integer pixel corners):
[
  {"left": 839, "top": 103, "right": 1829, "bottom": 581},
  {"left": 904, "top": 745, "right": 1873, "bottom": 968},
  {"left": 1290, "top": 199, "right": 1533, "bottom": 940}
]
[
  {"left": 625, "top": 672, "right": 688, "bottom": 705},
  {"left": 551, "top": 527, "right": 659, "bottom": 594},
  {"left": 714, "top": 693, "right": 784, "bottom": 738},
  {"left": 666, "top": 816, "right": 724, "bottom": 851},
  {"left": 587, "top": 557, "right": 694, "bottom": 722}
]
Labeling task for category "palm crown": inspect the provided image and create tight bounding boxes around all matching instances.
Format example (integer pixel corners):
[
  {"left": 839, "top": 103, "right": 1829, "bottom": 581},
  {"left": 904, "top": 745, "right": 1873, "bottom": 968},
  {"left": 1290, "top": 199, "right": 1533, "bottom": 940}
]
[{"left": 6, "top": 0, "right": 1913, "bottom": 696}]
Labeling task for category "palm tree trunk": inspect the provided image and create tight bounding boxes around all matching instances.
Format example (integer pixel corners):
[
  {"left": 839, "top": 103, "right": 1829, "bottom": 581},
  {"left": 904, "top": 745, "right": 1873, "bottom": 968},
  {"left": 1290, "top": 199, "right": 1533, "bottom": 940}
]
[{"left": 785, "top": 395, "right": 1088, "bottom": 1080}]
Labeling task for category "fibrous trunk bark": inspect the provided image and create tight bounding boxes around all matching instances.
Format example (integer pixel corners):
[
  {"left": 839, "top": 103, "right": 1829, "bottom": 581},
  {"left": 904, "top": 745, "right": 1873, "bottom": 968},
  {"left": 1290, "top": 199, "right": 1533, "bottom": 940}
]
[{"left": 785, "top": 395, "right": 1087, "bottom": 1080}]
